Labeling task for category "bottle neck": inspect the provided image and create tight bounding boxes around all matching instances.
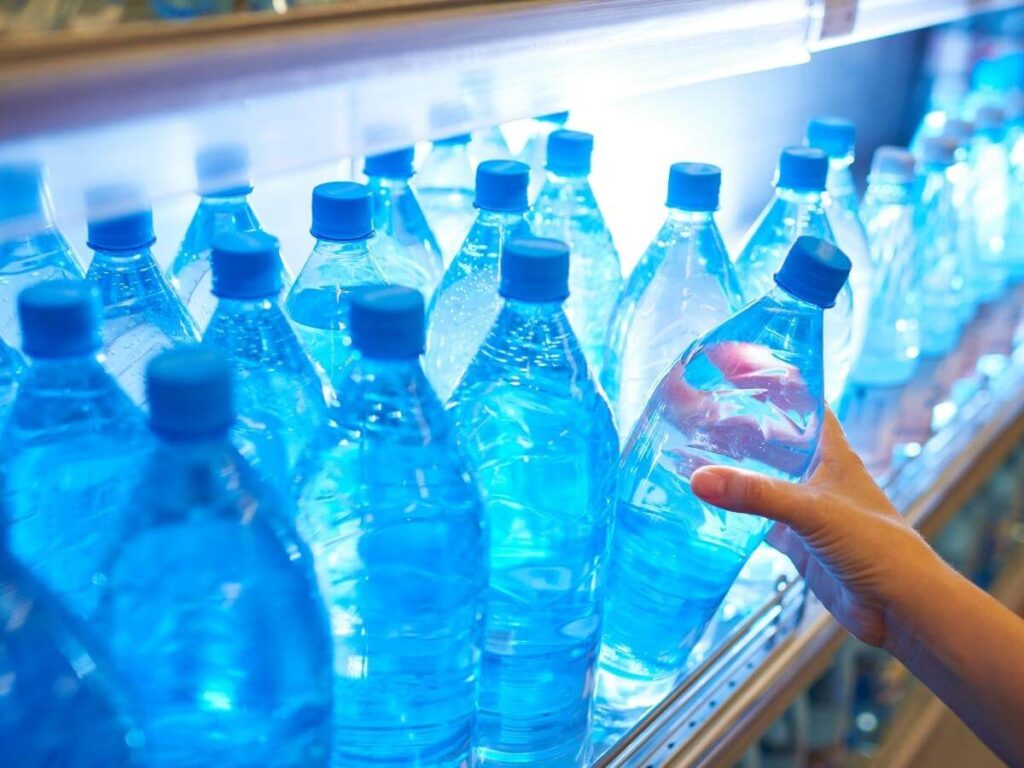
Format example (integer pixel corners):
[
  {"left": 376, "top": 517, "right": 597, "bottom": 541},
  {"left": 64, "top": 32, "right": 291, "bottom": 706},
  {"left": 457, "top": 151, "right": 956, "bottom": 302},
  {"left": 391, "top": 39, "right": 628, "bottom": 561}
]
[
  {"left": 89, "top": 245, "right": 156, "bottom": 264},
  {"left": 544, "top": 170, "right": 590, "bottom": 187},
  {"left": 864, "top": 179, "right": 914, "bottom": 205},
  {"left": 212, "top": 295, "right": 281, "bottom": 316},
  {"left": 475, "top": 209, "right": 527, "bottom": 227},
  {"left": 312, "top": 236, "right": 372, "bottom": 259},
  {"left": 502, "top": 297, "right": 565, "bottom": 318},
  {"left": 20, "top": 351, "right": 112, "bottom": 394},
  {"left": 366, "top": 176, "right": 412, "bottom": 193},
  {"left": 199, "top": 192, "right": 251, "bottom": 210},
  {"left": 148, "top": 431, "right": 247, "bottom": 506},
  {"left": 766, "top": 283, "right": 827, "bottom": 314},
  {"left": 665, "top": 208, "right": 716, "bottom": 225},
  {"left": 775, "top": 186, "right": 826, "bottom": 206}
]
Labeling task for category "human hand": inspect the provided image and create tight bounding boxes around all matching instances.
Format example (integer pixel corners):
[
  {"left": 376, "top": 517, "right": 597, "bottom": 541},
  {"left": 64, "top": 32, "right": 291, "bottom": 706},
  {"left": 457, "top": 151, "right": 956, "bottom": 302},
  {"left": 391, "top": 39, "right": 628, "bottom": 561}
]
[{"left": 690, "top": 409, "right": 942, "bottom": 650}]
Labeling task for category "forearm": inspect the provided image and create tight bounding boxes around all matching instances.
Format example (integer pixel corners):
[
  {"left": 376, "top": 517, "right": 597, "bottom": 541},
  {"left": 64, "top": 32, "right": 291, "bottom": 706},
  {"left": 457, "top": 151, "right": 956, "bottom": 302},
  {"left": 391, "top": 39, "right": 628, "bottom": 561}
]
[{"left": 884, "top": 551, "right": 1024, "bottom": 766}]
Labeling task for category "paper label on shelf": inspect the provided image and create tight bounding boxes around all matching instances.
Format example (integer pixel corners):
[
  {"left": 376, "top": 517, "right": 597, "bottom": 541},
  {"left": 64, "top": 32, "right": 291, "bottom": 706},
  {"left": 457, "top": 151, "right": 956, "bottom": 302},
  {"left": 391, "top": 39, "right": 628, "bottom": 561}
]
[{"left": 820, "top": 0, "right": 858, "bottom": 39}]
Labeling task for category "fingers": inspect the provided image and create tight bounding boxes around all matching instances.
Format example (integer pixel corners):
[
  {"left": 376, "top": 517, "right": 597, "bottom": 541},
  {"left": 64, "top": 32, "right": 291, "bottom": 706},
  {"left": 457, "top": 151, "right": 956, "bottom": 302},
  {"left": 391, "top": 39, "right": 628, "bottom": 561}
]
[{"left": 691, "top": 465, "right": 820, "bottom": 534}]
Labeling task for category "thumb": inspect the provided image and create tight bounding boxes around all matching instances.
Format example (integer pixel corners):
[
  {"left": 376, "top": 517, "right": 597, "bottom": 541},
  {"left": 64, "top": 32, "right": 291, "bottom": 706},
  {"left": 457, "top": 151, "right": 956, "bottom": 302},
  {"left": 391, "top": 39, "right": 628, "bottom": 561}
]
[{"left": 690, "top": 465, "right": 820, "bottom": 533}]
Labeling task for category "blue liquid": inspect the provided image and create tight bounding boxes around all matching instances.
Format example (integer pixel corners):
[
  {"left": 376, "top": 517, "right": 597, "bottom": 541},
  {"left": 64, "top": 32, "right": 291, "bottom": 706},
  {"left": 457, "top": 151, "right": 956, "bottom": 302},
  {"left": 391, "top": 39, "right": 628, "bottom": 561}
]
[
  {"left": 734, "top": 186, "right": 855, "bottom": 407},
  {"left": 597, "top": 286, "right": 826, "bottom": 721},
  {"left": 367, "top": 175, "right": 445, "bottom": 302},
  {"left": 167, "top": 193, "right": 282, "bottom": 331},
  {"left": 425, "top": 211, "right": 530, "bottom": 401},
  {"left": 2, "top": 353, "right": 148, "bottom": 620},
  {"left": 204, "top": 296, "right": 330, "bottom": 491},
  {"left": 417, "top": 143, "right": 478, "bottom": 266},
  {"left": 294, "top": 357, "right": 486, "bottom": 768},
  {"left": 530, "top": 172, "right": 622, "bottom": 377},
  {"left": 285, "top": 239, "right": 388, "bottom": 390},
  {"left": 0, "top": 551, "right": 142, "bottom": 767},
  {"left": 518, "top": 118, "right": 568, "bottom": 203},
  {"left": 448, "top": 300, "right": 618, "bottom": 767},
  {"left": 603, "top": 209, "right": 744, "bottom": 437},
  {"left": 88, "top": 245, "right": 199, "bottom": 404},
  {"left": 99, "top": 438, "right": 333, "bottom": 768},
  {"left": 852, "top": 176, "right": 920, "bottom": 386},
  {"left": 0, "top": 337, "right": 23, "bottom": 424}
]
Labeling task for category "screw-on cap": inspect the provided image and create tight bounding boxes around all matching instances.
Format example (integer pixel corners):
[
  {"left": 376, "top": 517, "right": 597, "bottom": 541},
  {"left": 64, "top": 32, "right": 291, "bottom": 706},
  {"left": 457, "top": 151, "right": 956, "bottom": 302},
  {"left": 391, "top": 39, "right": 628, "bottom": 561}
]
[
  {"left": 806, "top": 117, "right": 856, "bottom": 158},
  {"left": 146, "top": 347, "right": 234, "bottom": 441},
  {"left": 774, "top": 236, "right": 851, "bottom": 309},
  {"left": 85, "top": 185, "right": 155, "bottom": 252},
  {"left": 475, "top": 160, "right": 530, "bottom": 212},
  {"left": 920, "top": 136, "right": 958, "bottom": 167},
  {"left": 0, "top": 163, "right": 50, "bottom": 233},
  {"left": 18, "top": 280, "right": 103, "bottom": 359},
  {"left": 311, "top": 182, "right": 373, "bottom": 242},
  {"left": 667, "top": 162, "right": 721, "bottom": 211},
  {"left": 538, "top": 111, "right": 570, "bottom": 125},
  {"left": 349, "top": 286, "right": 425, "bottom": 359},
  {"left": 499, "top": 237, "right": 570, "bottom": 302},
  {"left": 776, "top": 147, "right": 829, "bottom": 192},
  {"left": 364, "top": 148, "right": 416, "bottom": 180},
  {"left": 869, "top": 146, "right": 916, "bottom": 183},
  {"left": 941, "top": 118, "right": 974, "bottom": 145},
  {"left": 211, "top": 231, "right": 283, "bottom": 299},
  {"left": 974, "top": 104, "right": 1007, "bottom": 137},
  {"left": 546, "top": 130, "right": 593, "bottom": 176},
  {"left": 195, "top": 144, "right": 252, "bottom": 198}
]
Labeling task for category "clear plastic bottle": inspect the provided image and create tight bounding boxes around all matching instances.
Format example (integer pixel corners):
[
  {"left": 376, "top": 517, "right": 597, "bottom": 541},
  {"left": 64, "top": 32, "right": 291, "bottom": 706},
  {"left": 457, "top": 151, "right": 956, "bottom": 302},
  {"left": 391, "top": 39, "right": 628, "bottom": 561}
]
[
  {"left": 733, "top": 147, "right": 856, "bottom": 407},
  {"left": 518, "top": 111, "right": 570, "bottom": 202},
  {"left": 294, "top": 287, "right": 486, "bottom": 768},
  {"left": 597, "top": 236, "right": 849, "bottom": 720},
  {"left": 364, "top": 148, "right": 445, "bottom": 301},
  {"left": 167, "top": 145, "right": 284, "bottom": 332},
  {"left": 964, "top": 105, "right": 1011, "bottom": 303},
  {"left": 0, "top": 336, "right": 24, "bottom": 425},
  {"left": 805, "top": 118, "right": 873, "bottom": 386},
  {"left": 530, "top": 130, "right": 622, "bottom": 377},
  {"left": 2, "top": 281, "right": 147, "bottom": 620},
  {"left": 850, "top": 147, "right": 920, "bottom": 387},
  {"left": 941, "top": 118, "right": 981, "bottom": 323},
  {"left": 98, "top": 348, "right": 333, "bottom": 767},
  {"left": 425, "top": 160, "right": 531, "bottom": 401},
  {"left": 0, "top": 546, "right": 142, "bottom": 767},
  {"left": 0, "top": 163, "right": 83, "bottom": 350},
  {"left": 603, "top": 163, "right": 745, "bottom": 436},
  {"left": 1004, "top": 93, "right": 1024, "bottom": 283},
  {"left": 85, "top": 186, "right": 199, "bottom": 404},
  {"left": 204, "top": 231, "right": 330, "bottom": 493},
  {"left": 285, "top": 181, "right": 389, "bottom": 391},
  {"left": 448, "top": 238, "right": 618, "bottom": 767},
  {"left": 417, "top": 130, "right": 478, "bottom": 267}
]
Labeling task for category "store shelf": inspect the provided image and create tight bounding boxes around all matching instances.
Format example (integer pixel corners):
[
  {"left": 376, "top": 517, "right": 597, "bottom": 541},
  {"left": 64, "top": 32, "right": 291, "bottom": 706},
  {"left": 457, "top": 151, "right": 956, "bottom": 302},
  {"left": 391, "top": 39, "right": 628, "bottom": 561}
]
[{"left": 594, "top": 319, "right": 1024, "bottom": 768}]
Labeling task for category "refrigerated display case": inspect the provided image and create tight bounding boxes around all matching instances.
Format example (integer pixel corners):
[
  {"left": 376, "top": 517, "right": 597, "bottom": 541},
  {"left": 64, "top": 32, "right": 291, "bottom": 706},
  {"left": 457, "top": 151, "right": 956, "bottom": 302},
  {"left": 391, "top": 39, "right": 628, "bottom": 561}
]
[{"left": 3, "top": 1, "right": 1024, "bottom": 766}]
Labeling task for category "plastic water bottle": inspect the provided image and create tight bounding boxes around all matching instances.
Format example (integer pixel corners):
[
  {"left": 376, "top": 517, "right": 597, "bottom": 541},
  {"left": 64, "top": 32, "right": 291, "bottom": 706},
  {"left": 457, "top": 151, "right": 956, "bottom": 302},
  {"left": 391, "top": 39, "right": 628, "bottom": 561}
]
[
  {"left": 734, "top": 147, "right": 856, "bottom": 407},
  {"left": 448, "top": 238, "right": 618, "bottom": 767},
  {"left": 518, "top": 111, "right": 570, "bottom": 201},
  {"left": 1005, "top": 94, "right": 1024, "bottom": 282},
  {"left": 425, "top": 160, "right": 531, "bottom": 401},
  {"left": 603, "top": 163, "right": 744, "bottom": 436},
  {"left": 99, "top": 347, "right": 333, "bottom": 767},
  {"left": 940, "top": 118, "right": 981, "bottom": 322},
  {"left": 0, "top": 547, "right": 142, "bottom": 767},
  {"left": 417, "top": 129, "right": 478, "bottom": 266},
  {"left": 364, "top": 148, "right": 445, "bottom": 301},
  {"left": 964, "top": 105, "right": 1011, "bottom": 303},
  {"left": 596, "top": 236, "right": 849, "bottom": 720},
  {"left": 805, "top": 118, "right": 873, "bottom": 380},
  {"left": 2, "top": 281, "right": 147, "bottom": 620},
  {"left": 0, "top": 336, "right": 24, "bottom": 424},
  {"left": 168, "top": 145, "right": 286, "bottom": 331},
  {"left": 294, "top": 286, "right": 486, "bottom": 768},
  {"left": 285, "top": 181, "right": 388, "bottom": 390},
  {"left": 850, "top": 147, "right": 920, "bottom": 387},
  {"left": 0, "top": 163, "right": 83, "bottom": 350},
  {"left": 530, "top": 130, "right": 622, "bottom": 377},
  {"left": 204, "top": 231, "right": 330, "bottom": 491},
  {"left": 85, "top": 186, "right": 199, "bottom": 404}
]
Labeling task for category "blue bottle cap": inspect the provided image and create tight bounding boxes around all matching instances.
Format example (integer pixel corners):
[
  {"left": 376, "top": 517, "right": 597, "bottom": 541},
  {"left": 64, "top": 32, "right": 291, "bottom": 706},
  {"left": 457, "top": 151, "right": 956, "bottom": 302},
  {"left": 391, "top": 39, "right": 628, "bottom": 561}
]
[
  {"left": 475, "top": 160, "right": 530, "bottom": 212},
  {"left": 920, "top": 137, "right": 958, "bottom": 167},
  {"left": 806, "top": 117, "right": 856, "bottom": 158},
  {"left": 974, "top": 105, "right": 1007, "bottom": 138},
  {"left": 211, "top": 231, "right": 283, "bottom": 299},
  {"left": 499, "top": 237, "right": 569, "bottom": 302},
  {"left": 776, "top": 147, "right": 829, "bottom": 193},
  {"left": 869, "top": 146, "right": 916, "bottom": 183},
  {"left": 364, "top": 148, "right": 416, "bottom": 180},
  {"left": 195, "top": 144, "right": 252, "bottom": 198},
  {"left": 349, "top": 286, "right": 426, "bottom": 359},
  {"left": 546, "top": 130, "right": 593, "bottom": 176},
  {"left": 311, "top": 181, "right": 373, "bottom": 242},
  {"left": 538, "top": 111, "right": 570, "bottom": 125},
  {"left": 18, "top": 280, "right": 103, "bottom": 359},
  {"left": 774, "top": 236, "right": 851, "bottom": 309},
  {"left": 972, "top": 57, "right": 1017, "bottom": 92},
  {"left": 85, "top": 185, "right": 156, "bottom": 252},
  {"left": 0, "top": 163, "right": 47, "bottom": 228},
  {"left": 941, "top": 118, "right": 974, "bottom": 146},
  {"left": 147, "top": 348, "right": 234, "bottom": 440},
  {"left": 667, "top": 162, "right": 721, "bottom": 211}
]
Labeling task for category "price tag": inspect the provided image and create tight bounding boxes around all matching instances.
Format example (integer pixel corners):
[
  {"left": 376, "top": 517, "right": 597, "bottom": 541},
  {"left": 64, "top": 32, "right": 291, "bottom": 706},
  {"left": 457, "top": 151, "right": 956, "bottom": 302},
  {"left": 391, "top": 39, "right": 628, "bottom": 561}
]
[{"left": 820, "top": 0, "right": 858, "bottom": 39}]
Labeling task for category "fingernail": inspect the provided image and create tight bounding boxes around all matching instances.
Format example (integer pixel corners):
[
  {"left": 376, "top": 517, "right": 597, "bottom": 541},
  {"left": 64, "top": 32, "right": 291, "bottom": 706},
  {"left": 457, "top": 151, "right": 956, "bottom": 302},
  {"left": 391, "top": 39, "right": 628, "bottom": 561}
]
[{"left": 692, "top": 469, "right": 725, "bottom": 502}]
